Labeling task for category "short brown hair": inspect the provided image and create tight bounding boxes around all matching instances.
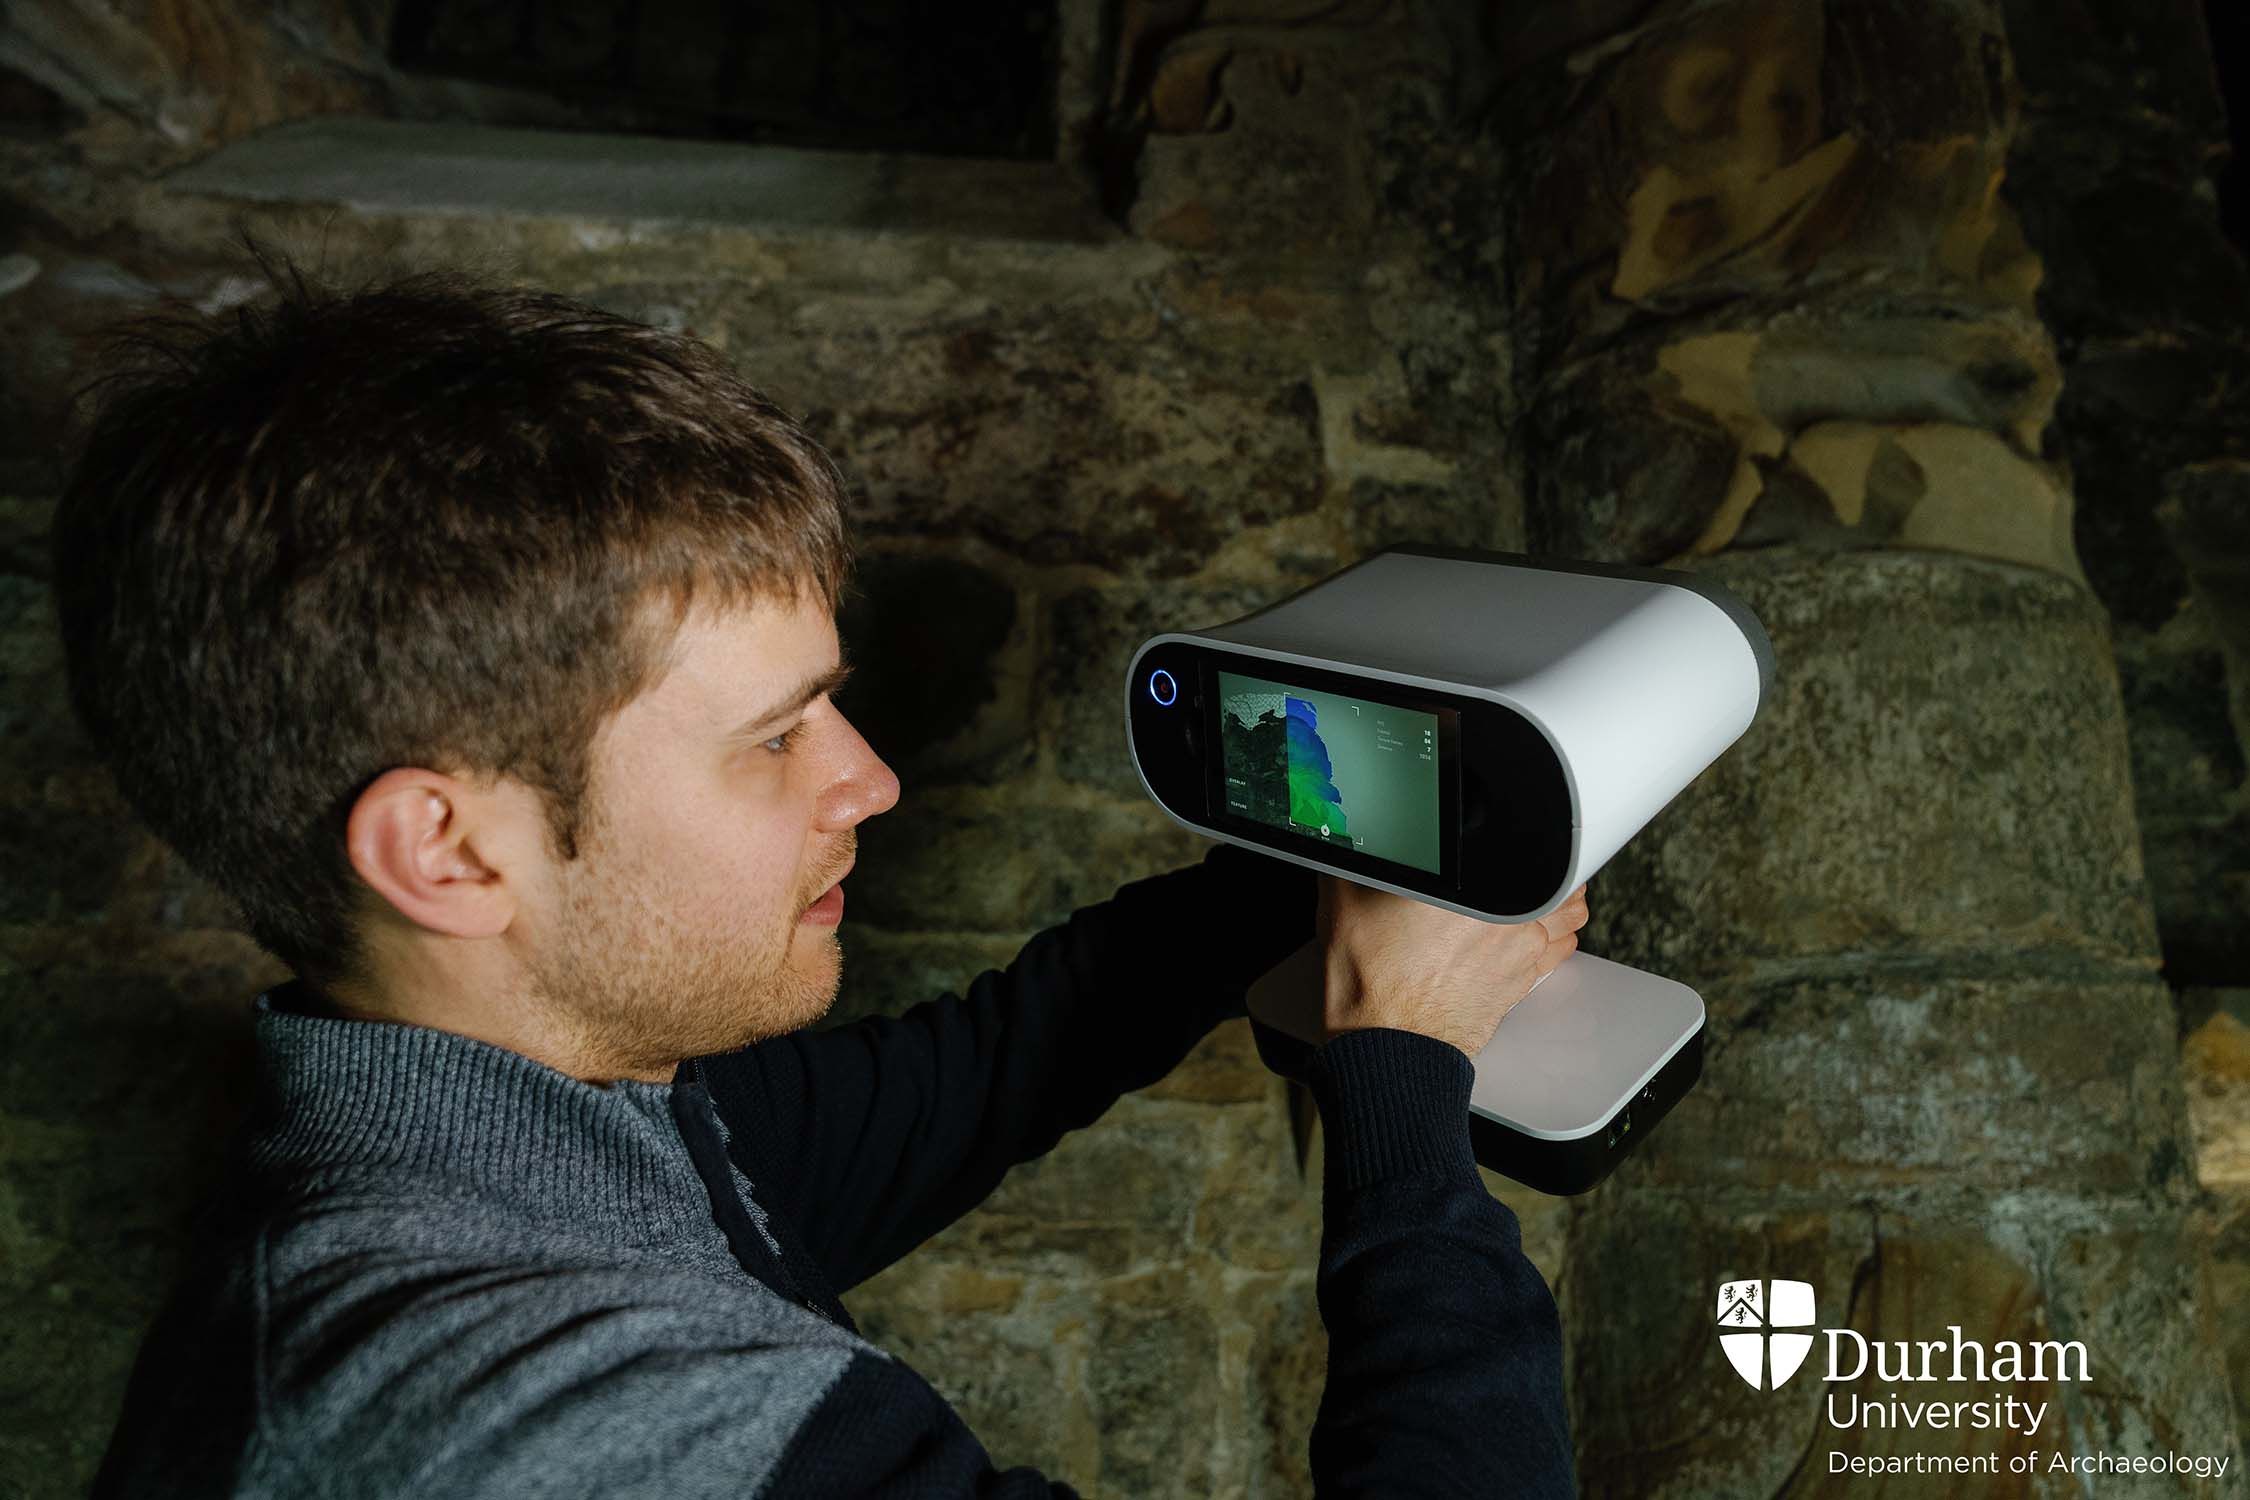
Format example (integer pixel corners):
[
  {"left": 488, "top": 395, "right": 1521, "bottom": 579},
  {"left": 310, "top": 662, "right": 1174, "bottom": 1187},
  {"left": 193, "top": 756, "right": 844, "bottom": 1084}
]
[{"left": 51, "top": 261, "right": 855, "bottom": 988}]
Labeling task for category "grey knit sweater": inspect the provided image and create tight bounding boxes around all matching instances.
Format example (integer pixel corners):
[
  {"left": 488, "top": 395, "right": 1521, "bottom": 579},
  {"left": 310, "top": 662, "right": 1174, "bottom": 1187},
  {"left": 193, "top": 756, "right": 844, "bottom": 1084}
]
[
  {"left": 92, "top": 986, "right": 882, "bottom": 1496},
  {"left": 89, "top": 846, "right": 1575, "bottom": 1496}
]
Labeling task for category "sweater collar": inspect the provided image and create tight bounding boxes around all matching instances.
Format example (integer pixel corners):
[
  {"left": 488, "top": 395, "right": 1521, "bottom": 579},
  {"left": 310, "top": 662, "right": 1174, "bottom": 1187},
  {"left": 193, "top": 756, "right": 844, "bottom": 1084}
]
[{"left": 244, "top": 979, "right": 720, "bottom": 1243}]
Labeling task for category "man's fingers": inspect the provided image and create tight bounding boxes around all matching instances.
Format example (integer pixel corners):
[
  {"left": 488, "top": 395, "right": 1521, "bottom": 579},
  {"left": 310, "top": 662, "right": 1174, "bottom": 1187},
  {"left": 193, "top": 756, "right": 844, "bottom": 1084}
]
[
  {"left": 1538, "top": 929, "right": 1579, "bottom": 973},
  {"left": 1537, "top": 887, "right": 1590, "bottom": 939}
]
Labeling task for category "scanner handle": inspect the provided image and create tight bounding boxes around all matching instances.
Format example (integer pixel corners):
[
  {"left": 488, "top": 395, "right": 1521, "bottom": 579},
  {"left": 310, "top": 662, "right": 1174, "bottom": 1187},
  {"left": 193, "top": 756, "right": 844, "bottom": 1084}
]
[{"left": 1245, "top": 936, "right": 1551, "bottom": 1083}]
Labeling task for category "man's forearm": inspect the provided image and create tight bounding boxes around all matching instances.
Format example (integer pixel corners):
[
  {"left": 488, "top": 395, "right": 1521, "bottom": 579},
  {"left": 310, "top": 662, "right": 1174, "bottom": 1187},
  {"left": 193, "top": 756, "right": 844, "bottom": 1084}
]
[
  {"left": 1305, "top": 1027, "right": 1578, "bottom": 1497},
  {"left": 703, "top": 839, "right": 1318, "bottom": 1294}
]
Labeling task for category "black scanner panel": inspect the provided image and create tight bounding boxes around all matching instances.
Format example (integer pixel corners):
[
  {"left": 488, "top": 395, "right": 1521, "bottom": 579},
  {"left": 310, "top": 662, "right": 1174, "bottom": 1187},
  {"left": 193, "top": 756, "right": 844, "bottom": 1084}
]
[
  {"left": 1128, "top": 643, "right": 1209, "bottom": 820},
  {"left": 1456, "top": 698, "right": 1574, "bottom": 916},
  {"left": 1129, "top": 643, "right": 1575, "bottom": 919}
]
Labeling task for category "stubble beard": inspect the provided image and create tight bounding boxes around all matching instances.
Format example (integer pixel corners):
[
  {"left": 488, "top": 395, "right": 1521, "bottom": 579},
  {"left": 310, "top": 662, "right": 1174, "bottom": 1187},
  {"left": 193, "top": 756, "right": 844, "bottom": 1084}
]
[{"left": 527, "top": 840, "right": 844, "bottom": 1078}]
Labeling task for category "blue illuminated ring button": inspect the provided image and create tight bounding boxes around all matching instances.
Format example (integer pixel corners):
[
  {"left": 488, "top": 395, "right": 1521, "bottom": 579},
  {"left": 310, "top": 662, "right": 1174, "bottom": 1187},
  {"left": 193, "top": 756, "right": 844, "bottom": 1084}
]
[{"left": 1148, "top": 668, "right": 1178, "bottom": 706}]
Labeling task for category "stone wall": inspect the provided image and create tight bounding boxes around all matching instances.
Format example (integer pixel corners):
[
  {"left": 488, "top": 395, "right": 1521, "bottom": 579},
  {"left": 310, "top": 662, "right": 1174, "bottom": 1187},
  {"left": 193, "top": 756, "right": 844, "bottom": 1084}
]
[
  {"left": 1, "top": 0, "right": 2246, "bottom": 1496},
  {"left": 1495, "top": 0, "right": 2250, "bottom": 1492}
]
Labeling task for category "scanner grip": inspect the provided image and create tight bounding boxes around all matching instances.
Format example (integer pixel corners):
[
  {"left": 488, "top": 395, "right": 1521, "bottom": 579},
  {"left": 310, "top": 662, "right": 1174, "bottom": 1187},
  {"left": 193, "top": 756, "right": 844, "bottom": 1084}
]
[{"left": 1244, "top": 935, "right": 1553, "bottom": 1083}]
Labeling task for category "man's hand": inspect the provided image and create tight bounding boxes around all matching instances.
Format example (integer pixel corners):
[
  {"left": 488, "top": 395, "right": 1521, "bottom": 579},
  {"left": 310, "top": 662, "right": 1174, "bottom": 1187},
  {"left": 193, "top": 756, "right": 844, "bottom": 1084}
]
[{"left": 1315, "top": 877, "right": 1589, "bottom": 1060}]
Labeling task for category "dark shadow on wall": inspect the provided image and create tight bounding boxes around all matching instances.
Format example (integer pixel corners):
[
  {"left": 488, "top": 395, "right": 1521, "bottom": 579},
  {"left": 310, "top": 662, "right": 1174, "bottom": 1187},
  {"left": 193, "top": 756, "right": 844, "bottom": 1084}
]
[{"left": 2207, "top": 0, "right": 2250, "bottom": 252}]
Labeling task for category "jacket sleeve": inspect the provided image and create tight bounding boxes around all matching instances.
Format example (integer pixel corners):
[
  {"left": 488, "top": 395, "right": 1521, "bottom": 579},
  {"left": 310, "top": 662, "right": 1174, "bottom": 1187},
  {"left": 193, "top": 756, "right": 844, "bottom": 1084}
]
[
  {"left": 695, "top": 839, "right": 1317, "bottom": 1294},
  {"left": 748, "top": 1026, "right": 1575, "bottom": 1499},
  {"left": 1298, "top": 1025, "right": 1579, "bottom": 1498}
]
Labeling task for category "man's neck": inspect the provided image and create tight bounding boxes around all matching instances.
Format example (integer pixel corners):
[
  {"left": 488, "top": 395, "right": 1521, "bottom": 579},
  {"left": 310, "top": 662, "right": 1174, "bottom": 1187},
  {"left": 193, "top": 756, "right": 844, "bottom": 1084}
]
[{"left": 291, "top": 972, "right": 677, "bottom": 1088}]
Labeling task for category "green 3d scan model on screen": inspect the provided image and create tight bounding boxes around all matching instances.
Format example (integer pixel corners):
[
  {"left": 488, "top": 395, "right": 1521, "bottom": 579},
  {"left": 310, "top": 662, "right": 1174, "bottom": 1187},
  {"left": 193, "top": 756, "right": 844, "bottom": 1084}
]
[{"left": 1215, "top": 670, "right": 1442, "bottom": 876}]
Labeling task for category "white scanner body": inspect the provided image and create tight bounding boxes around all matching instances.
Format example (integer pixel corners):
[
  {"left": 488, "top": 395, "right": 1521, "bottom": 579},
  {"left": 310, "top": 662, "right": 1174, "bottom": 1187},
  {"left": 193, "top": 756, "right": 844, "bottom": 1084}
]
[{"left": 1123, "top": 544, "right": 1774, "bottom": 1193}]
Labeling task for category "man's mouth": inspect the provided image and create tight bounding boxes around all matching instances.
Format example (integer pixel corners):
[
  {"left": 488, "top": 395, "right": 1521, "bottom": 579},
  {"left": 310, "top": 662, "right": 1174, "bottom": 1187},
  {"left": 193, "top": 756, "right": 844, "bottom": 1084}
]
[{"left": 804, "top": 862, "right": 853, "bottom": 911}]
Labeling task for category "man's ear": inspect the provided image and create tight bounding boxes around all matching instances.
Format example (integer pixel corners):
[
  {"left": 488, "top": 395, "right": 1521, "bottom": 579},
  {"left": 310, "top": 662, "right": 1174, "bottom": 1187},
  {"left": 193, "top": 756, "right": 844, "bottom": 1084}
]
[{"left": 344, "top": 767, "right": 517, "bottom": 940}]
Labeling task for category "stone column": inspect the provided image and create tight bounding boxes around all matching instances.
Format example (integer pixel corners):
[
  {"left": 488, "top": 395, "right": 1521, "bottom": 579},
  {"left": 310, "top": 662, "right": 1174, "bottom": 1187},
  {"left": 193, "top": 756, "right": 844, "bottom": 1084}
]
[{"left": 1496, "top": 0, "right": 2242, "bottom": 1488}]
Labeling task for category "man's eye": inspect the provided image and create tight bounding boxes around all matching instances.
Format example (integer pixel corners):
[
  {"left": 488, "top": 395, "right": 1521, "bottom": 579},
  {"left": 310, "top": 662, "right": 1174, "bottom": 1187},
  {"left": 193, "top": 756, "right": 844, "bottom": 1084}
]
[{"left": 763, "top": 722, "right": 809, "bottom": 755}]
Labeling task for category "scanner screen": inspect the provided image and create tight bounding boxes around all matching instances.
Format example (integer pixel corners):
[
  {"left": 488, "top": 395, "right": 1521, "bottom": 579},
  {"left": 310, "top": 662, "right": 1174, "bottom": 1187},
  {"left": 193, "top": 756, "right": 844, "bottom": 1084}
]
[{"left": 1215, "top": 671, "right": 1443, "bottom": 874}]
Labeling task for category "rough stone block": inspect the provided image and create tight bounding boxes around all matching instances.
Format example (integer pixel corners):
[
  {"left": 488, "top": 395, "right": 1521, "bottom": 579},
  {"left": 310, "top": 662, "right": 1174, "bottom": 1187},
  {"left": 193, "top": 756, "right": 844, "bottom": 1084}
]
[
  {"left": 1184, "top": 1091, "right": 1322, "bottom": 1274},
  {"left": 1342, "top": 475, "right": 1510, "bottom": 558},
  {"left": 1126, "top": 48, "right": 1381, "bottom": 257},
  {"left": 1526, "top": 351, "right": 1743, "bottom": 561},
  {"left": 2206, "top": 1194, "right": 2250, "bottom": 1457},
  {"left": 2040, "top": 1215, "right": 2244, "bottom": 1492},
  {"left": 826, "top": 926, "right": 1028, "bottom": 1027},
  {"left": 0, "top": 534, "right": 249, "bottom": 937},
  {"left": 847, "top": 1126, "right": 1326, "bottom": 1496},
  {"left": 1622, "top": 971, "right": 2192, "bottom": 1198},
  {"left": 1527, "top": 313, "right": 2071, "bottom": 574},
  {"left": 2162, "top": 465, "right": 2250, "bottom": 709},
  {"left": 1144, "top": 1015, "right": 1279, "bottom": 1107},
  {"left": 1085, "top": 1265, "right": 1224, "bottom": 1495},
  {"left": 576, "top": 277, "right": 1327, "bottom": 581},
  {"left": 0, "top": 568, "right": 88, "bottom": 786},
  {"left": 2002, "top": 0, "right": 2230, "bottom": 141},
  {"left": 164, "top": 119, "right": 1117, "bottom": 242},
  {"left": 2057, "top": 346, "right": 2250, "bottom": 631},
  {"left": 1590, "top": 548, "right": 2162, "bottom": 972},
  {"left": 0, "top": 783, "right": 143, "bottom": 927},
  {"left": 0, "top": 943, "right": 271, "bottom": 1498},
  {"left": 1044, "top": 575, "right": 1330, "bottom": 798},
  {"left": 1231, "top": 1269, "right": 1325, "bottom": 1499},
  {"left": 2182, "top": 998, "right": 2250, "bottom": 1191},
  {"left": 2141, "top": 806, "right": 2250, "bottom": 990},
  {"left": 1505, "top": 0, "right": 2034, "bottom": 344},
  {"left": 844, "top": 1264, "right": 1094, "bottom": 1484},
  {"left": 907, "top": 1093, "right": 1224, "bottom": 1279},
  {"left": 2009, "top": 126, "right": 2250, "bottom": 346},
  {"left": 849, "top": 791, "right": 1212, "bottom": 934},
  {"left": 2117, "top": 622, "right": 2247, "bottom": 817},
  {"left": 0, "top": 493, "right": 55, "bottom": 579},
  {"left": 833, "top": 549, "right": 1031, "bottom": 789}
]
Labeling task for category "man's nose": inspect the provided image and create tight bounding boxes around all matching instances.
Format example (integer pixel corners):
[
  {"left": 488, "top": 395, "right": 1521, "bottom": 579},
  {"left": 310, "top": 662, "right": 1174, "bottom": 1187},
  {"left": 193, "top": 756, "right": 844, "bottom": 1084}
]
[{"left": 820, "top": 721, "right": 900, "bottom": 829}]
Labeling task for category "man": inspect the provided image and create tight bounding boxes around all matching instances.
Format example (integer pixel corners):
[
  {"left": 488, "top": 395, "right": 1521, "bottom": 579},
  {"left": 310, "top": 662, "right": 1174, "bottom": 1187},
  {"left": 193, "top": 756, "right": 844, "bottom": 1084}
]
[{"left": 56, "top": 265, "right": 1585, "bottom": 1496}]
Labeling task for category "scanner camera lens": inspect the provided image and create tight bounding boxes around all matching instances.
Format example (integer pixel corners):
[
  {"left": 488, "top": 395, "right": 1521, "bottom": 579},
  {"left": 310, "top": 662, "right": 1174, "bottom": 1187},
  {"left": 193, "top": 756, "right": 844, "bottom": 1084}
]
[{"left": 1148, "top": 669, "right": 1178, "bottom": 706}]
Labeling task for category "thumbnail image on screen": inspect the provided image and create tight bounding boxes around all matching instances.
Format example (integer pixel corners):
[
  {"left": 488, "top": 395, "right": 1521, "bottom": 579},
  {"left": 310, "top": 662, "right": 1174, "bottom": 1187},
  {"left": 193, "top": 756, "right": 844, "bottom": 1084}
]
[{"left": 1216, "top": 670, "right": 1442, "bottom": 875}]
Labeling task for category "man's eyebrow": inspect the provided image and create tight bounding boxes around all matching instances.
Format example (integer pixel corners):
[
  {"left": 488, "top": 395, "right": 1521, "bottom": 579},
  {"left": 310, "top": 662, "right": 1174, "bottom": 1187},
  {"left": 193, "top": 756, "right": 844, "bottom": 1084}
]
[{"left": 726, "top": 655, "right": 856, "bottom": 738}]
